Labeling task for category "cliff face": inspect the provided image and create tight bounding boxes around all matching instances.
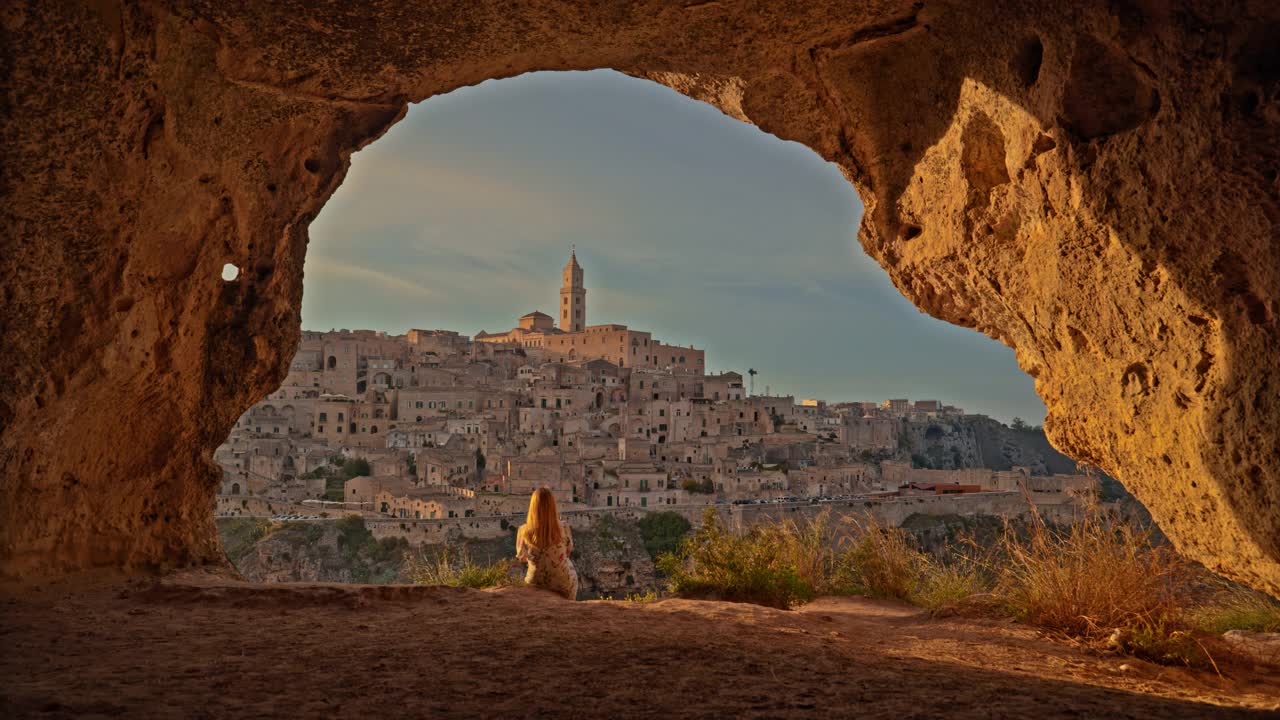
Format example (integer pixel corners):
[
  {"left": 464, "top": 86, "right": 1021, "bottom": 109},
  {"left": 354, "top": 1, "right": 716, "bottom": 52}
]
[
  {"left": 220, "top": 517, "right": 661, "bottom": 597},
  {"left": 901, "top": 416, "right": 1096, "bottom": 476},
  {"left": 571, "top": 516, "right": 661, "bottom": 599},
  {"left": 222, "top": 520, "right": 409, "bottom": 584},
  {"left": 2, "top": 1, "right": 1278, "bottom": 594}
]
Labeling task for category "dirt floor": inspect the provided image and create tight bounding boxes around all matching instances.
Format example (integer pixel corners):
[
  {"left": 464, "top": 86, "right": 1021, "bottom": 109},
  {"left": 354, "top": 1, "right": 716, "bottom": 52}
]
[{"left": 2, "top": 571, "right": 1278, "bottom": 719}]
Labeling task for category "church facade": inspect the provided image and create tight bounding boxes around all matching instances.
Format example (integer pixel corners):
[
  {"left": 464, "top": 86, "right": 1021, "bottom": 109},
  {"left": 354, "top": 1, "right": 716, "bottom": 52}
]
[{"left": 475, "top": 250, "right": 705, "bottom": 374}]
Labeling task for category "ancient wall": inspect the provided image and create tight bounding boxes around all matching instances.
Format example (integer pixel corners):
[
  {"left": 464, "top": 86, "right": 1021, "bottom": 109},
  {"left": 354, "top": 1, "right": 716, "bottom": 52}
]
[
  {"left": 363, "top": 504, "right": 717, "bottom": 545},
  {"left": 731, "top": 492, "right": 1035, "bottom": 530},
  {"left": 2, "top": 1, "right": 1277, "bottom": 594}
]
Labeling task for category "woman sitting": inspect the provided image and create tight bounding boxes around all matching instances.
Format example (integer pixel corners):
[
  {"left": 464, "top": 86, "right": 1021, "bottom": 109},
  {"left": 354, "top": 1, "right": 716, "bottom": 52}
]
[{"left": 515, "top": 487, "right": 578, "bottom": 600}]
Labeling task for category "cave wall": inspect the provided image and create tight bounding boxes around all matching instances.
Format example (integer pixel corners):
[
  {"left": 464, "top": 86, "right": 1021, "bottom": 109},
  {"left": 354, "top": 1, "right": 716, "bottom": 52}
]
[{"left": 2, "top": 0, "right": 1277, "bottom": 594}]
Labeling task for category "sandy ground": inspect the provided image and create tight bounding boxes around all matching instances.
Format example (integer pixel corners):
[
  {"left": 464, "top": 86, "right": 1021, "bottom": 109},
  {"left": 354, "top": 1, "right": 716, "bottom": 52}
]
[{"left": 2, "top": 571, "right": 1278, "bottom": 719}]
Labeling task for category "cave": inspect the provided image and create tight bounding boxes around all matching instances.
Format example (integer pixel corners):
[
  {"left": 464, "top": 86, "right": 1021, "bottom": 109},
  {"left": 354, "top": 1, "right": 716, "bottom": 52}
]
[{"left": 2, "top": 0, "right": 1278, "bottom": 602}]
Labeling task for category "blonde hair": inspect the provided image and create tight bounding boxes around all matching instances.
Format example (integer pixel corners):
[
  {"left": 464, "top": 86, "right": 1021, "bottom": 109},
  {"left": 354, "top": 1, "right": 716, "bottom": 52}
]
[{"left": 520, "top": 487, "right": 564, "bottom": 549}]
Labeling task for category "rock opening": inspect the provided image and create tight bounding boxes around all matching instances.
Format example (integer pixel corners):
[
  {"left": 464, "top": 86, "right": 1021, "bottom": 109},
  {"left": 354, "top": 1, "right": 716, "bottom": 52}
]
[{"left": 1, "top": 1, "right": 1277, "bottom": 596}]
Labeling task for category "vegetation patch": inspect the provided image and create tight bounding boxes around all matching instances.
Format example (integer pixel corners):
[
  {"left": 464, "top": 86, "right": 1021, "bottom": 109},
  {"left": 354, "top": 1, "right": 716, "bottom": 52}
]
[
  {"left": 407, "top": 546, "right": 520, "bottom": 589},
  {"left": 657, "top": 509, "right": 815, "bottom": 609},
  {"left": 302, "top": 456, "right": 372, "bottom": 501},
  {"left": 655, "top": 505, "right": 1280, "bottom": 669},
  {"left": 335, "top": 515, "right": 409, "bottom": 583},
  {"left": 217, "top": 518, "right": 274, "bottom": 564},
  {"left": 638, "top": 511, "right": 692, "bottom": 562}
]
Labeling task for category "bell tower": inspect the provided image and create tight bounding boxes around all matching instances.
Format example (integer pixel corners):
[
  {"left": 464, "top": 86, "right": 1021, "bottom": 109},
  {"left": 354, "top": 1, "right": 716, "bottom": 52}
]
[{"left": 560, "top": 246, "right": 585, "bottom": 333}]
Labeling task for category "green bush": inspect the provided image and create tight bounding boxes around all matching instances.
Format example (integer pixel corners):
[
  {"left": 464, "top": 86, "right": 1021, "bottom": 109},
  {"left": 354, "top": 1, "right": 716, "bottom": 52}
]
[
  {"left": 657, "top": 509, "right": 814, "bottom": 609},
  {"left": 638, "top": 511, "right": 692, "bottom": 562}
]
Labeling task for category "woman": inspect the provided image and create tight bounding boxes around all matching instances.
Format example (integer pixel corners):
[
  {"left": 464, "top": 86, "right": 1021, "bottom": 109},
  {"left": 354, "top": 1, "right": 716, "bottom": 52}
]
[{"left": 515, "top": 487, "right": 578, "bottom": 600}]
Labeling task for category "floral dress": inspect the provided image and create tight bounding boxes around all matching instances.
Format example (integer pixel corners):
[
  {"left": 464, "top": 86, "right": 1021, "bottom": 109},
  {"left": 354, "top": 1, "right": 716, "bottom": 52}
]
[{"left": 516, "top": 525, "right": 578, "bottom": 600}]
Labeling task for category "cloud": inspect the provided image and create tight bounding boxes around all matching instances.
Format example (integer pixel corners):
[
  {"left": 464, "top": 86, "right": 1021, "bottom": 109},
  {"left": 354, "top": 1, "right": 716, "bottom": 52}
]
[{"left": 305, "top": 257, "right": 441, "bottom": 302}]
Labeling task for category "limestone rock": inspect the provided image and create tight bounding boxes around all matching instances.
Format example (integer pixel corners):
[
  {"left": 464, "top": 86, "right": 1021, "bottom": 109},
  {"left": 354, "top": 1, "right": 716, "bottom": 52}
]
[
  {"left": 1, "top": 1, "right": 1278, "bottom": 595},
  {"left": 1223, "top": 630, "right": 1280, "bottom": 667}
]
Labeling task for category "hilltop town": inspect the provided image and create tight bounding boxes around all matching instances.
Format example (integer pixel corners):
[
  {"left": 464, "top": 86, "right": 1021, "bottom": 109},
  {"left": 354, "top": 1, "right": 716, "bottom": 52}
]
[{"left": 215, "top": 251, "right": 1096, "bottom": 539}]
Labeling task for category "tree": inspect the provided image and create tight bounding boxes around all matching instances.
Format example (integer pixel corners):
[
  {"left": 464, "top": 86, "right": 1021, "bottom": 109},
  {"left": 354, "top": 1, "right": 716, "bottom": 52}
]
[
  {"left": 638, "top": 511, "right": 692, "bottom": 562},
  {"left": 1011, "top": 417, "right": 1029, "bottom": 431}
]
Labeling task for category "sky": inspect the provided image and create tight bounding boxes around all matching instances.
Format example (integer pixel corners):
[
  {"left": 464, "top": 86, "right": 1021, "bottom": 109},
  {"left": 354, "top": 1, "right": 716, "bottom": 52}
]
[{"left": 303, "top": 70, "right": 1047, "bottom": 424}]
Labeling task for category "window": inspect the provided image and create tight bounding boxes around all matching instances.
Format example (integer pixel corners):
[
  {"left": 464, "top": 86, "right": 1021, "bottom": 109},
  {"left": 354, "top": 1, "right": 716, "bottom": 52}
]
[
  {"left": 338, "top": 413, "right": 344, "bottom": 421},
  {"left": 319, "top": 412, "right": 328, "bottom": 422}
]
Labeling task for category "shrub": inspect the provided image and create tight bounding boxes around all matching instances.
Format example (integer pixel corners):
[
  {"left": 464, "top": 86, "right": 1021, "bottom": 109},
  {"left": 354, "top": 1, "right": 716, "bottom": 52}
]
[
  {"left": 407, "top": 547, "right": 520, "bottom": 589},
  {"left": 592, "top": 515, "right": 626, "bottom": 553},
  {"left": 990, "top": 506, "right": 1191, "bottom": 641},
  {"left": 657, "top": 509, "right": 814, "bottom": 609},
  {"left": 1187, "top": 581, "right": 1280, "bottom": 634},
  {"left": 638, "top": 511, "right": 692, "bottom": 562},
  {"left": 912, "top": 558, "right": 992, "bottom": 612},
  {"left": 842, "top": 514, "right": 927, "bottom": 601},
  {"left": 1111, "top": 621, "right": 1213, "bottom": 668},
  {"left": 777, "top": 510, "right": 857, "bottom": 596}
]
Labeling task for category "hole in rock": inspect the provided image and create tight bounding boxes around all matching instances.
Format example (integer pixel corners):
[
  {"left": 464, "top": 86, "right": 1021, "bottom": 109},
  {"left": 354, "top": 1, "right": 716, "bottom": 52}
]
[
  {"left": 221, "top": 263, "right": 240, "bottom": 281},
  {"left": 213, "top": 71, "right": 1118, "bottom": 595},
  {"left": 1012, "top": 36, "right": 1044, "bottom": 89}
]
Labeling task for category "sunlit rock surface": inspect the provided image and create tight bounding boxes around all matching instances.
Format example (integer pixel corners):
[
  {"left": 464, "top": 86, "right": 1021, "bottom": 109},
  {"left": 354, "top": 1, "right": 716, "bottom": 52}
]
[{"left": 1, "top": 1, "right": 1277, "bottom": 593}]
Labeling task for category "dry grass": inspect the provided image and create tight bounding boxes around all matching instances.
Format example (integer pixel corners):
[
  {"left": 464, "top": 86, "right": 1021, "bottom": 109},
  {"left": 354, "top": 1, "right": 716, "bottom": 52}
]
[
  {"left": 656, "top": 502, "right": 1278, "bottom": 669},
  {"left": 841, "top": 514, "right": 929, "bottom": 601},
  {"left": 1187, "top": 580, "right": 1280, "bottom": 634},
  {"left": 989, "top": 505, "right": 1192, "bottom": 640},
  {"left": 912, "top": 558, "right": 993, "bottom": 612},
  {"left": 406, "top": 547, "right": 522, "bottom": 589}
]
